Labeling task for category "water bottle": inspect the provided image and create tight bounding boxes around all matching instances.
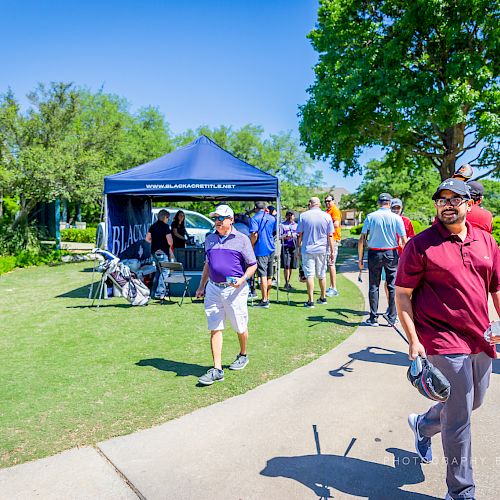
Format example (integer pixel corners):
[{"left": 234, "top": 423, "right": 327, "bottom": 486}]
[{"left": 484, "top": 320, "right": 500, "bottom": 343}]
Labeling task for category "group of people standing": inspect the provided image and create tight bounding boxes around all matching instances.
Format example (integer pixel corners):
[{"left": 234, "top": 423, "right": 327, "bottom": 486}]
[
  {"left": 149, "top": 172, "right": 499, "bottom": 500},
  {"left": 194, "top": 195, "right": 345, "bottom": 384},
  {"left": 145, "top": 209, "right": 190, "bottom": 299}
]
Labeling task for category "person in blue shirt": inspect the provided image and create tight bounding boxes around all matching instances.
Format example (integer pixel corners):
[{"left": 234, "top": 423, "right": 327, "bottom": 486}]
[
  {"left": 249, "top": 201, "right": 277, "bottom": 308},
  {"left": 358, "top": 193, "right": 407, "bottom": 326}
]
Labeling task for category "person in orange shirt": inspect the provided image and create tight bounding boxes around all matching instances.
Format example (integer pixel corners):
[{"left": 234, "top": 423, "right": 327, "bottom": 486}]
[{"left": 324, "top": 194, "right": 342, "bottom": 296}]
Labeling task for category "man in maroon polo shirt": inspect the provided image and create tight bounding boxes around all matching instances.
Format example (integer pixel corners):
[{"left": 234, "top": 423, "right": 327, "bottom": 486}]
[
  {"left": 396, "top": 178, "right": 500, "bottom": 500},
  {"left": 466, "top": 180, "right": 493, "bottom": 234}
]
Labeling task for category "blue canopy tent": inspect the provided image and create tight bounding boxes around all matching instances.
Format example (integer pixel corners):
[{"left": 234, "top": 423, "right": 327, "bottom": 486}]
[
  {"left": 102, "top": 136, "right": 281, "bottom": 277},
  {"left": 104, "top": 135, "right": 279, "bottom": 200}
]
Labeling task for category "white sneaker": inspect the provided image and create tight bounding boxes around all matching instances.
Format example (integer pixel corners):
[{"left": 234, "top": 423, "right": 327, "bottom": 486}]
[{"left": 326, "top": 287, "right": 339, "bottom": 297}]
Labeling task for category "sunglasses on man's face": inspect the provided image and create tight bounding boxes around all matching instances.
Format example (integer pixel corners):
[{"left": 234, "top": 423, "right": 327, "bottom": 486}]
[
  {"left": 212, "top": 215, "right": 231, "bottom": 221},
  {"left": 324, "top": 199, "right": 333, "bottom": 203},
  {"left": 435, "top": 197, "right": 467, "bottom": 207}
]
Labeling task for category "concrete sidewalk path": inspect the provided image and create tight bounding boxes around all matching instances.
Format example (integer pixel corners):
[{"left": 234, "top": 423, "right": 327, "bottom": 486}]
[{"left": 1, "top": 265, "right": 499, "bottom": 499}]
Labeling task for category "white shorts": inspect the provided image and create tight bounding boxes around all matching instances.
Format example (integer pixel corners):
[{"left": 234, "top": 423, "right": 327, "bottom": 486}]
[
  {"left": 302, "top": 253, "right": 328, "bottom": 279},
  {"left": 204, "top": 281, "right": 249, "bottom": 333}
]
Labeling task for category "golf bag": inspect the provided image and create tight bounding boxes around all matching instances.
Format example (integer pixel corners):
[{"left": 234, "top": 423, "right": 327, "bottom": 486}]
[{"left": 95, "top": 249, "right": 150, "bottom": 306}]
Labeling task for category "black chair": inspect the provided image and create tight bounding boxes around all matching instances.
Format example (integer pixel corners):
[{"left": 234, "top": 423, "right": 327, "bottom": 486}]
[{"left": 159, "top": 261, "right": 193, "bottom": 306}]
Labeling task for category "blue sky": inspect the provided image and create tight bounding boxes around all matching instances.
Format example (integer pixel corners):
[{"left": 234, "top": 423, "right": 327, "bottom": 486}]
[{"left": 0, "top": 0, "right": 380, "bottom": 191}]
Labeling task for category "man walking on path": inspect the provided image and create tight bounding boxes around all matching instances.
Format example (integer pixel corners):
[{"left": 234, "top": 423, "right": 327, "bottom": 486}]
[
  {"left": 358, "top": 193, "right": 407, "bottom": 326},
  {"left": 297, "top": 197, "right": 335, "bottom": 308},
  {"left": 395, "top": 178, "right": 500, "bottom": 500},
  {"left": 196, "top": 205, "right": 257, "bottom": 386},
  {"left": 250, "top": 201, "right": 277, "bottom": 309},
  {"left": 466, "top": 180, "right": 493, "bottom": 233},
  {"left": 324, "top": 194, "right": 341, "bottom": 297}
]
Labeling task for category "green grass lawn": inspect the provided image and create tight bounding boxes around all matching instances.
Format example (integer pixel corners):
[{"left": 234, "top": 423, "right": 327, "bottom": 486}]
[{"left": 0, "top": 258, "right": 364, "bottom": 468}]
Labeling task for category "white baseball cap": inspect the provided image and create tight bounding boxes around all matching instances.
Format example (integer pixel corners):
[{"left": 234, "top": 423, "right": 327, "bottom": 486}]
[{"left": 209, "top": 204, "right": 234, "bottom": 218}]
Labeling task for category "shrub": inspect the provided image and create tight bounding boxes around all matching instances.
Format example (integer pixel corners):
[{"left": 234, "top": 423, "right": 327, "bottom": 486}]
[
  {"left": 492, "top": 217, "right": 500, "bottom": 246},
  {"left": 60, "top": 227, "right": 97, "bottom": 243},
  {"left": 350, "top": 224, "right": 363, "bottom": 235},
  {"left": 0, "top": 221, "right": 43, "bottom": 255},
  {"left": 0, "top": 256, "right": 16, "bottom": 275}
]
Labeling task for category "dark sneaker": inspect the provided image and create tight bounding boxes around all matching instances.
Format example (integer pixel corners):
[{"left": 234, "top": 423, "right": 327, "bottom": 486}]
[
  {"left": 229, "top": 354, "right": 249, "bottom": 371},
  {"left": 316, "top": 297, "right": 327, "bottom": 305},
  {"left": 248, "top": 291, "right": 258, "bottom": 299},
  {"left": 361, "top": 318, "right": 379, "bottom": 327},
  {"left": 255, "top": 300, "right": 270, "bottom": 308},
  {"left": 304, "top": 301, "right": 315, "bottom": 308},
  {"left": 198, "top": 368, "right": 224, "bottom": 386},
  {"left": 408, "top": 413, "right": 432, "bottom": 463}
]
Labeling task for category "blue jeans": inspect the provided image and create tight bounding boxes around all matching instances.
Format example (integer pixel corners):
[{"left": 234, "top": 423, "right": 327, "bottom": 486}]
[{"left": 152, "top": 251, "right": 169, "bottom": 298}]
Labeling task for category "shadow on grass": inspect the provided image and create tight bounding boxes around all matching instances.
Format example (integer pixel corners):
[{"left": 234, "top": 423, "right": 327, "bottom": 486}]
[
  {"left": 329, "top": 347, "right": 409, "bottom": 377},
  {"left": 260, "top": 446, "right": 438, "bottom": 499},
  {"left": 79, "top": 267, "right": 98, "bottom": 273},
  {"left": 136, "top": 358, "right": 210, "bottom": 377},
  {"left": 306, "top": 314, "right": 360, "bottom": 328},
  {"left": 57, "top": 283, "right": 95, "bottom": 298},
  {"left": 67, "top": 303, "right": 133, "bottom": 309}
]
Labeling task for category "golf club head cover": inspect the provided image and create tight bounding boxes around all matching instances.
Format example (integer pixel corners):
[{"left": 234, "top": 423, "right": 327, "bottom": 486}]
[{"left": 407, "top": 356, "right": 450, "bottom": 402}]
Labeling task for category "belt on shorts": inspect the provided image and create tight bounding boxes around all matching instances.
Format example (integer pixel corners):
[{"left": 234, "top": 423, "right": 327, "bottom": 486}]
[
  {"left": 368, "top": 247, "right": 398, "bottom": 251},
  {"left": 209, "top": 279, "right": 231, "bottom": 288}
]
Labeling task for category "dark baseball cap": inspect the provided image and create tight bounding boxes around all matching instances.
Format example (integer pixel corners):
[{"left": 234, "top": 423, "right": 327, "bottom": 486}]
[
  {"left": 432, "top": 178, "right": 471, "bottom": 200},
  {"left": 467, "top": 180, "right": 484, "bottom": 197},
  {"left": 391, "top": 198, "right": 403, "bottom": 208},
  {"left": 285, "top": 209, "right": 294, "bottom": 216},
  {"left": 378, "top": 192, "right": 392, "bottom": 202}
]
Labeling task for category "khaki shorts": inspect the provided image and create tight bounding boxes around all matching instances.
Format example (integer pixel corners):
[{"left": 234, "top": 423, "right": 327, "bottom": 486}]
[
  {"left": 204, "top": 281, "right": 249, "bottom": 333},
  {"left": 302, "top": 253, "right": 328, "bottom": 279}
]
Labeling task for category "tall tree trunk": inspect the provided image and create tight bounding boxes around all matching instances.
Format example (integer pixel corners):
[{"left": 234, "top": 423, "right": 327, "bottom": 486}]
[
  {"left": 10, "top": 196, "right": 36, "bottom": 231},
  {"left": 439, "top": 123, "right": 465, "bottom": 180}
]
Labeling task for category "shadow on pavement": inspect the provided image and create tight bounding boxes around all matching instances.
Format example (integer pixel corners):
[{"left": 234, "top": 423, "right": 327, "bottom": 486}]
[
  {"left": 135, "top": 358, "right": 210, "bottom": 377},
  {"left": 260, "top": 447, "right": 439, "bottom": 500},
  {"left": 329, "top": 347, "right": 409, "bottom": 377}
]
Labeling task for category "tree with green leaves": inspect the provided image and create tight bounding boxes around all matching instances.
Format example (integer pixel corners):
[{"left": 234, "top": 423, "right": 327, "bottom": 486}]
[
  {"left": 176, "top": 124, "right": 323, "bottom": 187},
  {"left": 345, "top": 155, "right": 441, "bottom": 223},
  {"left": 299, "top": 0, "right": 499, "bottom": 180},
  {"left": 0, "top": 83, "right": 174, "bottom": 230}
]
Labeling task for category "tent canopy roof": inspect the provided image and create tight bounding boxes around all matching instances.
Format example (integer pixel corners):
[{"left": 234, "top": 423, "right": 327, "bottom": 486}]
[{"left": 104, "top": 136, "right": 279, "bottom": 200}]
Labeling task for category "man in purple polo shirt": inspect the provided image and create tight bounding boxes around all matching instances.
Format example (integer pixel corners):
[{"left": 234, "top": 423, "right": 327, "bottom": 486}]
[
  {"left": 396, "top": 178, "right": 500, "bottom": 500},
  {"left": 195, "top": 204, "right": 257, "bottom": 386}
]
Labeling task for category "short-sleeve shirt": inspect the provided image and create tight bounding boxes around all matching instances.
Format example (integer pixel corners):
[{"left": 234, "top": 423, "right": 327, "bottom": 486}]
[
  {"left": 148, "top": 220, "right": 172, "bottom": 254},
  {"left": 361, "top": 208, "right": 406, "bottom": 249},
  {"left": 326, "top": 205, "right": 342, "bottom": 241},
  {"left": 467, "top": 204, "right": 493, "bottom": 233},
  {"left": 279, "top": 221, "right": 298, "bottom": 248},
  {"left": 205, "top": 227, "right": 257, "bottom": 283},
  {"left": 397, "top": 215, "right": 415, "bottom": 255},
  {"left": 297, "top": 207, "right": 334, "bottom": 254},
  {"left": 396, "top": 221, "right": 500, "bottom": 358},
  {"left": 249, "top": 211, "right": 277, "bottom": 257},
  {"left": 171, "top": 220, "right": 187, "bottom": 248}
]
